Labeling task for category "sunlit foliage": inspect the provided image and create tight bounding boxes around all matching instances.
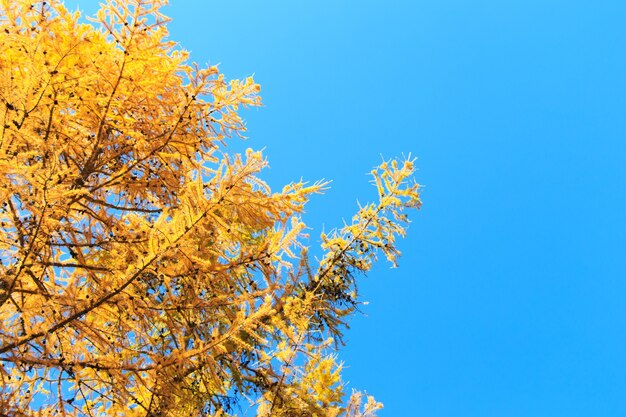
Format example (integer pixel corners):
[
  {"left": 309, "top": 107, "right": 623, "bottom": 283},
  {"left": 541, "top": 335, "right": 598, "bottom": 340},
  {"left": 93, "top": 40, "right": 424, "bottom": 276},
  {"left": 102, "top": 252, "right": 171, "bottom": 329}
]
[{"left": 0, "top": 1, "right": 421, "bottom": 416}]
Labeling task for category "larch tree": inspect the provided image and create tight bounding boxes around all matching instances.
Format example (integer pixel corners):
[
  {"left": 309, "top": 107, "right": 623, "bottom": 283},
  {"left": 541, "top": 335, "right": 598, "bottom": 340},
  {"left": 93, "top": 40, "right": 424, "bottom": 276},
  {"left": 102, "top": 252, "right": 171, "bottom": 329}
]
[{"left": 0, "top": 1, "right": 421, "bottom": 416}]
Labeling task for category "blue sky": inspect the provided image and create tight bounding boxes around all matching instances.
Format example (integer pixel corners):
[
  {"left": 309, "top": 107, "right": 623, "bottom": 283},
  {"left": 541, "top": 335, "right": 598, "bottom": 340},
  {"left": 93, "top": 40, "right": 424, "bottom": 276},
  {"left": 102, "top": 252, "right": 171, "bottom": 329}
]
[{"left": 68, "top": 1, "right": 626, "bottom": 415}]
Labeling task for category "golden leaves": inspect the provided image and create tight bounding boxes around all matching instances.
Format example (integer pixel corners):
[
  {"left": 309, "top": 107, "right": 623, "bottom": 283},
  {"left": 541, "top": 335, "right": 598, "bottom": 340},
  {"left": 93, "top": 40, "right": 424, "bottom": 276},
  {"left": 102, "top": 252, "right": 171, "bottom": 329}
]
[{"left": 0, "top": 1, "right": 419, "bottom": 416}]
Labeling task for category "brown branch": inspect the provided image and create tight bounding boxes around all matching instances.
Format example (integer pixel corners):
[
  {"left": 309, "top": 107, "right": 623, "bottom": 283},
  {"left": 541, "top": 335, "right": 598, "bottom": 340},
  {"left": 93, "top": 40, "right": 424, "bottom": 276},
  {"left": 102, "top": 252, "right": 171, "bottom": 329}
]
[
  {"left": 83, "top": 195, "right": 162, "bottom": 213},
  {"left": 32, "top": 262, "right": 111, "bottom": 272}
]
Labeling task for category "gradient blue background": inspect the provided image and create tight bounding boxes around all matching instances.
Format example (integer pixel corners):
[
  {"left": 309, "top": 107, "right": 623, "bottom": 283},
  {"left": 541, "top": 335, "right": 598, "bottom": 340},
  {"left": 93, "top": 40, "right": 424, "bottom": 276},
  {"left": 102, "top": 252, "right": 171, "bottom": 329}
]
[{"left": 68, "top": 1, "right": 626, "bottom": 415}]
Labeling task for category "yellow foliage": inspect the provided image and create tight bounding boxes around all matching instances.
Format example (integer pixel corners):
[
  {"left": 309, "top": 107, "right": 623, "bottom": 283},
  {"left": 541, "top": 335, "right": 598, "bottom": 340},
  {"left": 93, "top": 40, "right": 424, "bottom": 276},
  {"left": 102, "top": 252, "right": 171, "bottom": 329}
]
[{"left": 0, "top": 1, "right": 420, "bottom": 416}]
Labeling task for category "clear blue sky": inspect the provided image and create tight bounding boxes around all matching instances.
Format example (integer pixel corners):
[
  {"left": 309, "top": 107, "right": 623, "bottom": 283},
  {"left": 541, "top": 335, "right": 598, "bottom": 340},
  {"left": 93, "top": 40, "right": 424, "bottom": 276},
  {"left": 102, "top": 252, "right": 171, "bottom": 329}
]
[{"left": 68, "top": 1, "right": 626, "bottom": 415}]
